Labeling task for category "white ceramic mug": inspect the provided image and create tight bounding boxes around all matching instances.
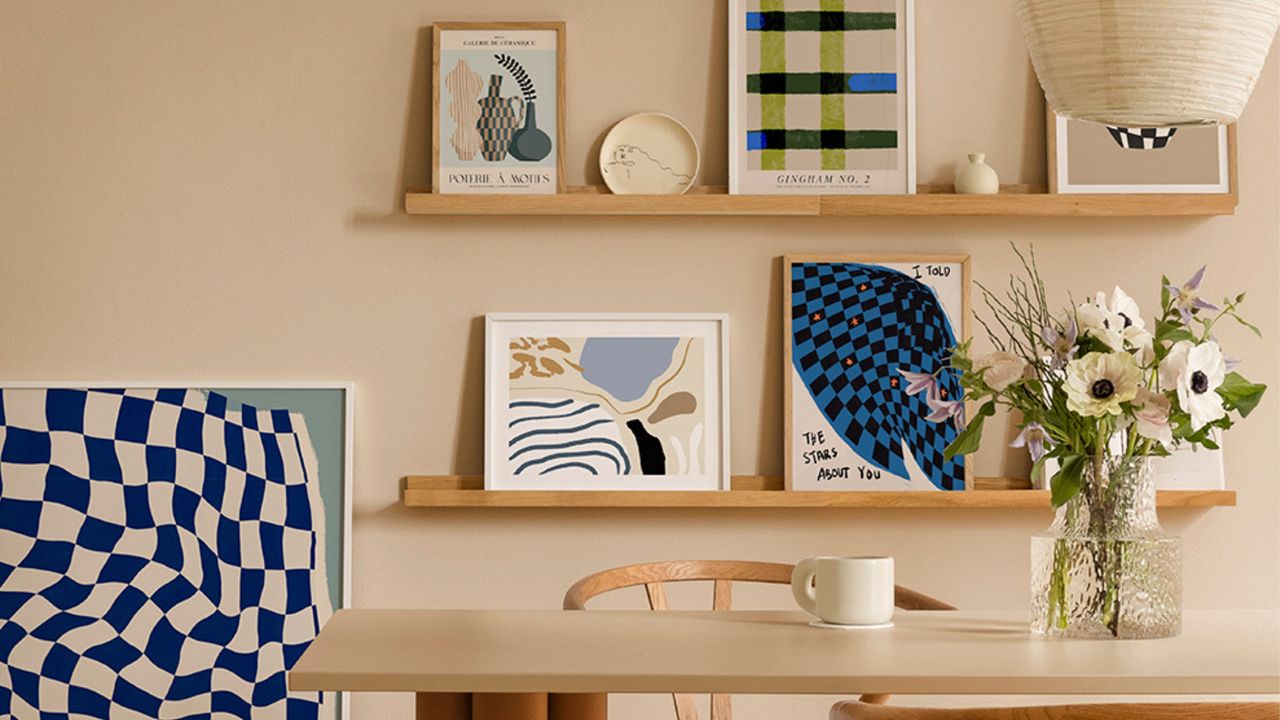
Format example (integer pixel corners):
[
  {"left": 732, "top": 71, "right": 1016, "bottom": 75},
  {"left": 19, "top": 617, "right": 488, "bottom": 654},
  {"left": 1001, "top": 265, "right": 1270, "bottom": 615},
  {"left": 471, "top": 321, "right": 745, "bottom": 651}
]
[{"left": 791, "top": 556, "right": 895, "bottom": 625}]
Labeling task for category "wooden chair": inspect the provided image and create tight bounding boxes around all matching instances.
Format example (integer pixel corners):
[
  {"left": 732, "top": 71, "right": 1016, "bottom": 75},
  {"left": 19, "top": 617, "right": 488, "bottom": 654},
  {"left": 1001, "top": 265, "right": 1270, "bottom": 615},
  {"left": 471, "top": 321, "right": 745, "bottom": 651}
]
[
  {"left": 563, "top": 560, "right": 957, "bottom": 720},
  {"left": 830, "top": 700, "right": 1280, "bottom": 720}
]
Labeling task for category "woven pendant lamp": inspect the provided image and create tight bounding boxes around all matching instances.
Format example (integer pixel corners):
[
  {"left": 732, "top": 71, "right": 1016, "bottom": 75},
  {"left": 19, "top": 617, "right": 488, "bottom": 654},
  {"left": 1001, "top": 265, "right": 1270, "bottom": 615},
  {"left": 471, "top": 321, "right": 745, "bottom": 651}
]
[{"left": 1015, "top": 0, "right": 1280, "bottom": 126}]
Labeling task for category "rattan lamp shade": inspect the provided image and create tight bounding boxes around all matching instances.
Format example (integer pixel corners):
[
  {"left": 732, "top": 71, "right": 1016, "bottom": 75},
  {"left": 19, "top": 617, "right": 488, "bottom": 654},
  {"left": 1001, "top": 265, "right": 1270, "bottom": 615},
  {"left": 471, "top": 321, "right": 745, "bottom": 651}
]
[{"left": 1015, "top": 0, "right": 1280, "bottom": 126}]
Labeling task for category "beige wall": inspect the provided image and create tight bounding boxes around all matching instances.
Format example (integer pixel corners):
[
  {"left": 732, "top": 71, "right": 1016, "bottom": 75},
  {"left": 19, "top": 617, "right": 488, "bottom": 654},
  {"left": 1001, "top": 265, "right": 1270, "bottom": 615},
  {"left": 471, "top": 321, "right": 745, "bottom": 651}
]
[{"left": 2, "top": 1, "right": 1277, "bottom": 717}]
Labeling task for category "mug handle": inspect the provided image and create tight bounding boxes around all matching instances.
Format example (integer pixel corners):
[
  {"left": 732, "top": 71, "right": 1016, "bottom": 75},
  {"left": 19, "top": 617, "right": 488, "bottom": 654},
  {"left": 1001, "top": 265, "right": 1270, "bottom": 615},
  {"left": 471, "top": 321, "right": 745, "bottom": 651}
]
[{"left": 790, "top": 558, "right": 819, "bottom": 616}]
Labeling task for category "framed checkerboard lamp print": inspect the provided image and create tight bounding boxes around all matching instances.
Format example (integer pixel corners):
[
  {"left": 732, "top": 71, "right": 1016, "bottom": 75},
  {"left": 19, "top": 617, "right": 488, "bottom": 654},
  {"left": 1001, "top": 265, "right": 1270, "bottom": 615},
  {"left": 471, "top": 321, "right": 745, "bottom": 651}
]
[
  {"left": 785, "top": 256, "right": 969, "bottom": 491},
  {"left": 729, "top": 0, "right": 915, "bottom": 194},
  {"left": 0, "top": 382, "right": 352, "bottom": 719}
]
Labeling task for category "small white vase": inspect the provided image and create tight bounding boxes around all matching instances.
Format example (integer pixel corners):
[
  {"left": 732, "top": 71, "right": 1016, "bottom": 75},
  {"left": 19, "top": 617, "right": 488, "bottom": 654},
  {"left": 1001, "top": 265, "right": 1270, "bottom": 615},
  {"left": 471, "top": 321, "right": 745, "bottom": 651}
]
[{"left": 954, "top": 153, "right": 999, "bottom": 194}]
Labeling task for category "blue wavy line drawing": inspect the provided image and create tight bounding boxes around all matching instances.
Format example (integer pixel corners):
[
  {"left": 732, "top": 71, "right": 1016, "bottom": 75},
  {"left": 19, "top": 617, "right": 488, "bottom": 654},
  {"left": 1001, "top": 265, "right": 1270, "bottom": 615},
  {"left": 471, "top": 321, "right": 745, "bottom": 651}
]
[
  {"left": 509, "top": 417, "right": 614, "bottom": 446},
  {"left": 540, "top": 461, "right": 599, "bottom": 476},
  {"left": 508, "top": 398, "right": 632, "bottom": 478},
  {"left": 508, "top": 403, "right": 600, "bottom": 428},
  {"left": 510, "top": 398, "right": 574, "bottom": 410},
  {"left": 509, "top": 437, "right": 631, "bottom": 469},
  {"left": 515, "top": 449, "right": 625, "bottom": 476}
]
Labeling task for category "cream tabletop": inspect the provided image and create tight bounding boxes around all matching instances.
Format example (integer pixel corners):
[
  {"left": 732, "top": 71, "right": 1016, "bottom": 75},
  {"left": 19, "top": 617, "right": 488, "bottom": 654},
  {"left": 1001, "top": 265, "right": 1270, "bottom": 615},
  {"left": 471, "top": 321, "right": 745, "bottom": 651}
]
[{"left": 289, "top": 609, "right": 1280, "bottom": 696}]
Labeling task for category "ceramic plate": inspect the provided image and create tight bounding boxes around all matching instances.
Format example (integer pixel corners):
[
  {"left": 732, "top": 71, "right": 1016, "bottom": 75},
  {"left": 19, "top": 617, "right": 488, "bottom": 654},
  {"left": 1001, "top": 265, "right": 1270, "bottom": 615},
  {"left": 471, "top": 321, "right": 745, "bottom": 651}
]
[
  {"left": 599, "top": 113, "right": 699, "bottom": 195},
  {"left": 809, "top": 620, "right": 895, "bottom": 630}
]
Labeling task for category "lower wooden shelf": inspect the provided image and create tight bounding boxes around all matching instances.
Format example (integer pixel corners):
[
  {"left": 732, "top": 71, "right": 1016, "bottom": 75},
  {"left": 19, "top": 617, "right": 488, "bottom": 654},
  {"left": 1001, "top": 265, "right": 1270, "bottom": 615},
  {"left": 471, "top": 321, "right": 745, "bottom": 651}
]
[
  {"left": 403, "top": 185, "right": 1238, "bottom": 217},
  {"left": 403, "top": 476, "right": 1236, "bottom": 509}
]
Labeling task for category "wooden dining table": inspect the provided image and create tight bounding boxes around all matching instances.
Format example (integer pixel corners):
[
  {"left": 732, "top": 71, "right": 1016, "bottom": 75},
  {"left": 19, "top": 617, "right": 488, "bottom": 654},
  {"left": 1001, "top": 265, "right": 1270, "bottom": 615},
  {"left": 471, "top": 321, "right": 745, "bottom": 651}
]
[{"left": 289, "top": 609, "right": 1280, "bottom": 720}]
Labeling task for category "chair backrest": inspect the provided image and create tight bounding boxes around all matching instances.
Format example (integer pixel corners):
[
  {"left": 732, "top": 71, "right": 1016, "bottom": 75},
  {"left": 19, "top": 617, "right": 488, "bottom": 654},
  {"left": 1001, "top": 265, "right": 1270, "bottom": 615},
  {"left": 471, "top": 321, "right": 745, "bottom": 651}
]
[
  {"left": 830, "top": 701, "right": 1280, "bottom": 720},
  {"left": 563, "top": 560, "right": 956, "bottom": 720}
]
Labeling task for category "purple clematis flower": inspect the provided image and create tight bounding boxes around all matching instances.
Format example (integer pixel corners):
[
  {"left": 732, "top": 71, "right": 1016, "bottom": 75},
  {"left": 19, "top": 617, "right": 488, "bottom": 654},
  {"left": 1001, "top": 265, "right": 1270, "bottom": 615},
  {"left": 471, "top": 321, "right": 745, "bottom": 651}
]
[
  {"left": 924, "top": 392, "right": 965, "bottom": 429},
  {"left": 1040, "top": 319, "right": 1078, "bottom": 370},
  {"left": 1010, "top": 422, "right": 1053, "bottom": 462},
  {"left": 897, "top": 368, "right": 937, "bottom": 397},
  {"left": 1166, "top": 266, "right": 1220, "bottom": 324}
]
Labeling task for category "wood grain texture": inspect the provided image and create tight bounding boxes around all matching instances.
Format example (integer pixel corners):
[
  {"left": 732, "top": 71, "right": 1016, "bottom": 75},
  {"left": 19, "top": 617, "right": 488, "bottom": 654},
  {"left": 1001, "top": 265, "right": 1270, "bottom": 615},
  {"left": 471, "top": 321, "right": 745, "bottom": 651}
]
[
  {"left": 401, "top": 476, "right": 1236, "bottom": 509},
  {"left": 561, "top": 560, "right": 954, "bottom": 720},
  {"left": 474, "top": 693, "right": 548, "bottom": 720},
  {"left": 403, "top": 186, "right": 1237, "bottom": 216},
  {"left": 830, "top": 701, "right": 1280, "bottom": 720},
  {"left": 288, "top": 609, "right": 1280, "bottom": 695},
  {"left": 549, "top": 694, "right": 607, "bottom": 720},
  {"left": 415, "top": 692, "right": 471, "bottom": 720}
]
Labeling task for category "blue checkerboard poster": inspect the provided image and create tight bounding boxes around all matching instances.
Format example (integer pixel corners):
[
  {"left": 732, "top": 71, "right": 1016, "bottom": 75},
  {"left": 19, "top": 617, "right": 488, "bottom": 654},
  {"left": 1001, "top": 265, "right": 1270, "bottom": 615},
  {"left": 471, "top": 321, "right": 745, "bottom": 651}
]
[{"left": 0, "top": 385, "right": 349, "bottom": 718}]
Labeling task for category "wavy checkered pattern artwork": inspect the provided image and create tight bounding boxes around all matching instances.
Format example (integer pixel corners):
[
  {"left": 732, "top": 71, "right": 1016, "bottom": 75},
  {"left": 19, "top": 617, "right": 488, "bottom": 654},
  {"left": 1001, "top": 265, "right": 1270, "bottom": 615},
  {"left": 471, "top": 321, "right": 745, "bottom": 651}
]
[
  {"left": 0, "top": 388, "right": 332, "bottom": 719},
  {"left": 791, "top": 262, "right": 964, "bottom": 490}
]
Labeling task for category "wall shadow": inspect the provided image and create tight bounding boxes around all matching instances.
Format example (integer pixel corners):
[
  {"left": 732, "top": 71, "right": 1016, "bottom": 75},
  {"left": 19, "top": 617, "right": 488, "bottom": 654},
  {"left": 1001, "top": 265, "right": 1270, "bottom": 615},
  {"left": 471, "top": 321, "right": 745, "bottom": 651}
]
[
  {"left": 398, "top": 26, "right": 433, "bottom": 199},
  {"left": 757, "top": 256, "right": 784, "bottom": 475},
  {"left": 451, "top": 315, "right": 486, "bottom": 473}
]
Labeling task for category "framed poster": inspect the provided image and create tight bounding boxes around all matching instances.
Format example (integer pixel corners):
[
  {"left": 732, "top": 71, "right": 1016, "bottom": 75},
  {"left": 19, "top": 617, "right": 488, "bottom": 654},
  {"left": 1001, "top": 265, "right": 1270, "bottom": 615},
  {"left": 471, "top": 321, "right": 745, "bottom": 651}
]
[
  {"left": 0, "top": 382, "right": 353, "bottom": 718},
  {"left": 1048, "top": 110, "right": 1235, "bottom": 194},
  {"left": 485, "top": 314, "right": 730, "bottom": 491},
  {"left": 432, "top": 22, "right": 565, "bottom": 194},
  {"left": 784, "top": 256, "right": 969, "bottom": 491},
  {"left": 728, "top": 0, "right": 915, "bottom": 195}
]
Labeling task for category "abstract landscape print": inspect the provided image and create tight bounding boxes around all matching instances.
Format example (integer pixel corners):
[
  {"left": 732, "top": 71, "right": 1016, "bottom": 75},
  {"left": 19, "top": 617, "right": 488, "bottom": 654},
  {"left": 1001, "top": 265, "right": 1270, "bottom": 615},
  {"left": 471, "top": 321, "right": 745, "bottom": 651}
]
[
  {"left": 730, "top": 0, "right": 913, "bottom": 194},
  {"left": 0, "top": 384, "right": 350, "bottom": 719},
  {"left": 487, "top": 316, "right": 728, "bottom": 490},
  {"left": 785, "top": 257, "right": 968, "bottom": 491}
]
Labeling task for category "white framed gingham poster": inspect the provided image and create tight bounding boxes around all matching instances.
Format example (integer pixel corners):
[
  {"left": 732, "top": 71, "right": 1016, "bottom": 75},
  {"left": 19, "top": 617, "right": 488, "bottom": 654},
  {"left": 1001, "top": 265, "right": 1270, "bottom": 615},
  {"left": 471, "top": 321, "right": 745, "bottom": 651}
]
[{"left": 729, "top": 0, "right": 915, "bottom": 195}]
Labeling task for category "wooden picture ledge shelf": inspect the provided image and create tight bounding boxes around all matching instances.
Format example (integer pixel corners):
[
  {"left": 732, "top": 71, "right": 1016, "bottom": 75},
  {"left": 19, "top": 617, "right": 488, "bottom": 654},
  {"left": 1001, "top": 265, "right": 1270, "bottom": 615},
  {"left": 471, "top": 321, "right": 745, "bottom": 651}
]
[
  {"left": 404, "top": 185, "right": 1237, "bottom": 217},
  {"left": 403, "top": 476, "right": 1236, "bottom": 509}
]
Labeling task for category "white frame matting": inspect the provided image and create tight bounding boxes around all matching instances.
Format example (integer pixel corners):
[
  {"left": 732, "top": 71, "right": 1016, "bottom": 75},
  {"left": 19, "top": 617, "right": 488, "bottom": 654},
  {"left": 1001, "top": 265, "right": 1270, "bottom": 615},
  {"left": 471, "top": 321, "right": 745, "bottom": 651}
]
[{"left": 485, "top": 313, "right": 731, "bottom": 491}]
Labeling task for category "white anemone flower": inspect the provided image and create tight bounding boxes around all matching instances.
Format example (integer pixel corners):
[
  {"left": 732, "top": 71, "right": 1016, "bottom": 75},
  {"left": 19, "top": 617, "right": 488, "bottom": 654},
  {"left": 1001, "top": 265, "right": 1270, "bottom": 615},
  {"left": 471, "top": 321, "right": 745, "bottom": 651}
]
[
  {"left": 1077, "top": 288, "right": 1154, "bottom": 363},
  {"left": 1158, "top": 340, "right": 1193, "bottom": 391},
  {"left": 1065, "top": 352, "right": 1141, "bottom": 418},
  {"left": 1176, "top": 342, "right": 1228, "bottom": 431}
]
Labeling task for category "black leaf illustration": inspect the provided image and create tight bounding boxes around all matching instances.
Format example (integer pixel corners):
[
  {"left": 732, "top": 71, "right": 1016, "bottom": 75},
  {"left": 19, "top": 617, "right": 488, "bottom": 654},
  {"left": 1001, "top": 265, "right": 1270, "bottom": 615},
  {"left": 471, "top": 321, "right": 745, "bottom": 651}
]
[{"left": 495, "top": 53, "right": 537, "bottom": 102}]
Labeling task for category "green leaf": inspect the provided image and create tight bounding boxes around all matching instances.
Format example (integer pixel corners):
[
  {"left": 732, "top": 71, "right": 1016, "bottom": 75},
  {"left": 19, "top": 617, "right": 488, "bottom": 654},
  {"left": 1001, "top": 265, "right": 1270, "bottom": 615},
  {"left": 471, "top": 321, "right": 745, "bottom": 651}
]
[
  {"left": 1160, "top": 278, "right": 1171, "bottom": 309},
  {"left": 1217, "top": 372, "right": 1267, "bottom": 417},
  {"left": 1030, "top": 455, "right": 1049, "bottom": 485},
  {"left": 944, "top": 414, "right": 986, "bottom": 460},
  {"left": 1156, "top": 318, "right": 1194, "bottom": 345},
  {"left": 1232, "top": 314, "right": 1262, "bottom": 337},
  {"left": 1050, "top": 455, "right": 1086, "bottom": 508},
  {"left": 1075, "top": 335, "right": 1110, "bottom": 356}
]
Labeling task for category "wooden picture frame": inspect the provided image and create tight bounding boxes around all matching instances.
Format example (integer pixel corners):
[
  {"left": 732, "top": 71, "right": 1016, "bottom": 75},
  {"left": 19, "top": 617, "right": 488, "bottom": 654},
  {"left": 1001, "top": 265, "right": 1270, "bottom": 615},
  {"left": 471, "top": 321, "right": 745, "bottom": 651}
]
[
  {"left": 484, "top": 313, "right": 730, "bottom": 491},
  {"left": 432, "top": 22, "right": 566, "bottom": 194},
  {"left": 1047, "top": 106, "right": 1237, "bottom": 196},
  {"left": 783, "top": 254, "right": 971, "bottom": 491}
]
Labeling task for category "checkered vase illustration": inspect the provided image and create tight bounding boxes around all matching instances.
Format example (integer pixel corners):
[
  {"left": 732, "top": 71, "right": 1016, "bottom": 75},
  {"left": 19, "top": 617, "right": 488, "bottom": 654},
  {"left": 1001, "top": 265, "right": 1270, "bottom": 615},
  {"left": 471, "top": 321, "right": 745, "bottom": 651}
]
[
  {"left": 476, "top": 75, "right": 525, "bottom": 162},
  {"left": 1106, "top": 125, "right": 1178, "bottom": 150}
]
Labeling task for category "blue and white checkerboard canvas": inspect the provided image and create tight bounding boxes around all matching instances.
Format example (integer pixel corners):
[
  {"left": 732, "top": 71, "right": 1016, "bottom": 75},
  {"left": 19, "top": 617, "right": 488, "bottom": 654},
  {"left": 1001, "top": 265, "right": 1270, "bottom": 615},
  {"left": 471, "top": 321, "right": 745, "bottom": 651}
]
[{"left": 0, "top": 388, "right": 333, "bottom": 719}]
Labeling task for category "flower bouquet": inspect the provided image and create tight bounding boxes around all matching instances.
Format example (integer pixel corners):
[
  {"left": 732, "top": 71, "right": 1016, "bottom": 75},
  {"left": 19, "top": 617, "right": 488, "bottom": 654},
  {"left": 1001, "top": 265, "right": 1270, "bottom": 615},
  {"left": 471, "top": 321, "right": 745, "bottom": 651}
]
[{"left": 910, "top": 248, "right": 1266, "bottom": 638}]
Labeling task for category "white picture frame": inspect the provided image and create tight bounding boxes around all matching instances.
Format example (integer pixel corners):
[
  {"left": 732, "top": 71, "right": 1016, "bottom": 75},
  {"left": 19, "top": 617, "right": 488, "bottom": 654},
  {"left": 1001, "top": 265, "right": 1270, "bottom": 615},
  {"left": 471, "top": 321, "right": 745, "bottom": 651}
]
[
  {"left": 0, "top": 380, "right": 354, "bottom": 718},
  {"left": 1049, "top": 112, "right": 1234, "bottom": 194},
  {"left": 728, "top": 0, "right": 916, "bottom": 195},
  {"left": 485, "top": 313, "right": 730, "bottom": 491}
]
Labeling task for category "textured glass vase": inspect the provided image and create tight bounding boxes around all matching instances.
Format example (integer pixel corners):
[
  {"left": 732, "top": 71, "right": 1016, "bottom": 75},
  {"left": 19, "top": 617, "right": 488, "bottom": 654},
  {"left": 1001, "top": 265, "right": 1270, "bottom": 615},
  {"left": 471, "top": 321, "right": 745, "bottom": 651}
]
[{"left": 1031, "top": 456, "right": 1182, "bottom": 639}]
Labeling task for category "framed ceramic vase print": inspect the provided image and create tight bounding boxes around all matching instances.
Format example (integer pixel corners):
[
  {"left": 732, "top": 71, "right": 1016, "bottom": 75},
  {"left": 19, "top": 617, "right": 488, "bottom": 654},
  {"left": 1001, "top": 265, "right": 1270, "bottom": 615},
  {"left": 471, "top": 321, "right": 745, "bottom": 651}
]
[
  {"left": 785, "top": 256, "right": 969, "bottom": 491},
  {"left": 432, "top": 22, "right": 565, "bottom": 194},
  {"left": 728, "top": 0, "right": 915, "bottom": 194},
  {"left": 485, "top": 314, "right": 730, "bottom": 491},
  {"left": 1048, "top": 110, "right": 1235, "bottom": 194}
]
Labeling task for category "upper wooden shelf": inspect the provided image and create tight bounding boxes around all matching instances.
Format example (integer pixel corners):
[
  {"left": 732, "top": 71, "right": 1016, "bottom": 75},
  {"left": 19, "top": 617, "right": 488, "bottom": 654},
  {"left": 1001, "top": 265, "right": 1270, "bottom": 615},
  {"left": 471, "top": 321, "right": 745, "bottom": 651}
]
[
  {"left": 404, "top": 185, "right": 1237, "bottom": 217},
  {"left": 403, "top": 476, "right": 1236, "bottom": 509}
]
